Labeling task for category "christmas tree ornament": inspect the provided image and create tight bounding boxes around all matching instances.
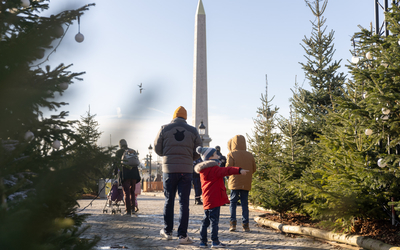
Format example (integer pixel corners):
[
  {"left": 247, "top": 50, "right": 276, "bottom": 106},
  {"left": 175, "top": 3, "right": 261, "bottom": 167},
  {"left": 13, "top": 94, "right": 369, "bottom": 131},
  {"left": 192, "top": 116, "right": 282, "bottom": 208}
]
[
  {"left": 362, "top": 92, "right": 368, "bottom": 99},
  {"left": 75, "top": 16, "right": 84, "bottom": 43},
  {"left": 54, "top": 25, "right": 64, "bottom": 38},
  {"left": 24, "top": 131, "right": 34, "bottom": 141},
  {"left": 378, "top": 158, "right": 386, "bottom": 168},
  {"left": 59, "top": 82, "right": 69, "bottom": 90},
  {"left": 52, "top": 140, "right": 61, "bottom": 149},
  {"left": 382, "top": 115, "right": 389, "bottom": 121},
  {"left": 398, "top": 39, "right": 400, "bottom": 46},
  {"left": 21, "top": 0, "right": 30, "bottom": 7},
  {"left": 36, "top": 49, "right": 45, "bottom": 59},
  {"left": 366, "top": 51, "right": 372, "bottom": 60},
  {"left": 351, "top": 56, "right": 360, "bottom": 64},
  {"left": 382, "top": 108, "right": 391, "bottom": 115},
  {"left": 365, "top": 129, "right": 373, "bottom": 136},
  {"left": 75, "top": 32, "right": 84, "bottom": 43},
  {"left": 363, "top": 91, "right": 368, "bottom": 99},
  {"left": 381, "top": 61, "right": 389, "bottom": 67}
]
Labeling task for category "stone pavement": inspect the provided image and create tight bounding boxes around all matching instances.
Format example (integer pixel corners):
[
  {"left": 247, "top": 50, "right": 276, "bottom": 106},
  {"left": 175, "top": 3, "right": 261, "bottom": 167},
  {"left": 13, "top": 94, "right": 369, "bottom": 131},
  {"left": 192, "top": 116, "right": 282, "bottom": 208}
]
[{"left": 77, "top": 191, "right": 353, "bottom": 250}]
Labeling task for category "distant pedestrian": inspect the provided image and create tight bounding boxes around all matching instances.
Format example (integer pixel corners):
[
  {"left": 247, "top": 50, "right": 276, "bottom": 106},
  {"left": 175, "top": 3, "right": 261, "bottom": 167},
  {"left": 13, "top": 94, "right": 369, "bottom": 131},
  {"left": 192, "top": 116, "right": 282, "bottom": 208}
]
[
  {"left": 115, "top": 139, "right": 141, "bottom": 216},
  {"left": 215, "top": 146, "right": 226, "bottom": 167},
  {"left": 154, "top": 106, "right": 202, "bottom": 244},
  {"left": 195, "top": 146, "right": 249, "bottom": 248},
  {"left": 226, "top": 135, "right": 256, "bottom": 232},
  {"left": 193, "top": 158, "right": 203, "bottom": 205}
]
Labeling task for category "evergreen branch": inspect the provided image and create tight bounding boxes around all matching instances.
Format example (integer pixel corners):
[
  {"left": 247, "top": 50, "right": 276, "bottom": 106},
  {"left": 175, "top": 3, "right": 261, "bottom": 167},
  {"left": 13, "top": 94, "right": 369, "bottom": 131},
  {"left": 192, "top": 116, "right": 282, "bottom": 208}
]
[{"left": 31, "top": 24, "right": 70, "bottom": 68}]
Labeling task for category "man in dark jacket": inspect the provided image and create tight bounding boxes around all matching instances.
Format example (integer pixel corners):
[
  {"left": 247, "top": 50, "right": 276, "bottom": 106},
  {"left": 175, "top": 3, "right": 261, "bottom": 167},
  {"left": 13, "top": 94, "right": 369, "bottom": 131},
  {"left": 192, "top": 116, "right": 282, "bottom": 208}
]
[
  {"left": 154, "top": 106, "right": 202, "bottom": 244},
  {"left": 115, "top": 139, "right": 141, "bottom": 216}
]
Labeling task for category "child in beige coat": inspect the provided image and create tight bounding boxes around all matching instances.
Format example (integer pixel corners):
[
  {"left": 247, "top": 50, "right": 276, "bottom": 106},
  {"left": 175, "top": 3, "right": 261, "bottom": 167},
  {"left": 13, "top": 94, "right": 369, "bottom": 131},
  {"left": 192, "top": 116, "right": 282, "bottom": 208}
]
[{"left": 226, "top": 135, "right": 257, "bottom": 232}]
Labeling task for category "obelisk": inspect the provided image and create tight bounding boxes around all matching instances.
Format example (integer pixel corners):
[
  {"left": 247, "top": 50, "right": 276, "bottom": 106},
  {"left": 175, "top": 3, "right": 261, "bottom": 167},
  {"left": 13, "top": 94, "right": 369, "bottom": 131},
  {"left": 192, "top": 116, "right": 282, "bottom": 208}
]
[{"left": 192, "top": 0, "right": 211, "bottom": 146}]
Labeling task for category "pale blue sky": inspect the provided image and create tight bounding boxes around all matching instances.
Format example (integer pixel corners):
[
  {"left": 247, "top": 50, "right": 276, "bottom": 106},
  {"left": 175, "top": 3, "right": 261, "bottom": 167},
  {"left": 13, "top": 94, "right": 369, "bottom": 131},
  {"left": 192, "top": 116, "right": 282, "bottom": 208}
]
[{"left": 41, "top": 0, "right": 379, "bottom": 161}]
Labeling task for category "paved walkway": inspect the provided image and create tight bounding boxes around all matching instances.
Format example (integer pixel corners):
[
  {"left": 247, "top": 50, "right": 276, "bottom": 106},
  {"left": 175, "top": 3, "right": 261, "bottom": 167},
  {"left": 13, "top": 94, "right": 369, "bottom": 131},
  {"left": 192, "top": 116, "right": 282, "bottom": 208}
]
[{"left": 77, "top": 191, "right": 352, "bottom": 250}]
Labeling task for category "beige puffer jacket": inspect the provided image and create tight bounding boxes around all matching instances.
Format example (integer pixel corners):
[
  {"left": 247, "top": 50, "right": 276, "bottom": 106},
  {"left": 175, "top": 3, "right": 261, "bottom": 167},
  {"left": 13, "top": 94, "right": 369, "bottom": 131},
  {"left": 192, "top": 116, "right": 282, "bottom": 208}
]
[{"left": 226, "top": 135, "right": 256, "bottom": 191}]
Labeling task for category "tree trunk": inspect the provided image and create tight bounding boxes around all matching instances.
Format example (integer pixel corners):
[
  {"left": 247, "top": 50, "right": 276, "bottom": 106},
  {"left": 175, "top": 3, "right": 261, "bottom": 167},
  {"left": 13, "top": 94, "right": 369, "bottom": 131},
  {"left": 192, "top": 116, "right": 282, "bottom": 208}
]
[{"left": 255, "top": 215, "right": 400, "bottom": 250}]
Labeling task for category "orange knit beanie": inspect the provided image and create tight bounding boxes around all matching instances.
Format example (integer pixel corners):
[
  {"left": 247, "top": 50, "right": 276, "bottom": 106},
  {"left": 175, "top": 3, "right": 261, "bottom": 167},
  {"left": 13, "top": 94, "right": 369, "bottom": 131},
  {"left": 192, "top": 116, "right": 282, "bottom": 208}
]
[{"left": 173, "top": 106, "right": 187, "bottom": 120}]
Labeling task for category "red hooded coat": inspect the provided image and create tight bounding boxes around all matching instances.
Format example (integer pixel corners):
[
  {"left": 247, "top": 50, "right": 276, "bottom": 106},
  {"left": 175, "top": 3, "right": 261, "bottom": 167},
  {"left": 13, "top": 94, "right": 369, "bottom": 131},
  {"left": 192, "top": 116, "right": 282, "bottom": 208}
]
[{"left": 194, "top": 160, "right": 241, "bottom": 210}]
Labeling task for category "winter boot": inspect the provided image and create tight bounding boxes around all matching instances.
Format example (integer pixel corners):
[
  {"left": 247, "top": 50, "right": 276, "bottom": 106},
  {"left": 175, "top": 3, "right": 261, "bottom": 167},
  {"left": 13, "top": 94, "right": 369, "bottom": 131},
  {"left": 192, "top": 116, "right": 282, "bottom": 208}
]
[
  {"left": 195, "top": 197, "right": 203, "bottom": 205},
  {"left": 242, "top": 223, "right": 250, "bottom": 232},
  {"left": 229, "top": 221, "right": 237, "bottom": 232}
]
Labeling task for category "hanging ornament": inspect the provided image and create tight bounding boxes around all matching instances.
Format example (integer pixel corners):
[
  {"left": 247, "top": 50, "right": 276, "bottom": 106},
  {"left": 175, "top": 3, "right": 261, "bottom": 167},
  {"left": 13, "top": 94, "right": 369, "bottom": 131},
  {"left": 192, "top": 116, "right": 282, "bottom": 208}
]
[
  {"left": 382, "top": 115, "right": 389, "bottom": 121},
  {"left": 365, "top": 129, "right": 373, "bottom": 136},
  {"left": 52, "top": 140, "right": 61, "bottom": 150},
  {"left": 36, "top": 49, "right": 45, "bottom": 59},
  {"left": 362, "top": 91, "right": 368, "bottom": 99},
  {"left": 398, "top": 39, "right": 400, "bottom": 46},
  {"left": 382, "top": 108, "right": 391, "bottom": 115},
  {"left": 24, "top": 131, "right": 34, "bottom": 141},
  {"left": 75, "top": 33, "right": 84, "bottom": 43},
  {"left": 351, "top": 56, "right": 360, "bottom": 64},
  {"left": 351, "top": 39, "right": 359, "bottom": 64},
  {"left": 54, "top": 25, "right": 64, "bottom": 38},
  {"left": 59, "top": 82, "right": 69, "bottom": 90},
  {"left": 75, "top": 16, "right": 84, "bottom": 43},
  {"left": 366, "top": 52, "right": 372, "bottom": 60},
  {"left": 21, "top": 0, "right": 30, "bottom": 7},
  {"left": 378, "top": 158, "right": 386, "bottom": 168},
  {"left": 381, "top": 61, "right": 389, "bottom": 67}
]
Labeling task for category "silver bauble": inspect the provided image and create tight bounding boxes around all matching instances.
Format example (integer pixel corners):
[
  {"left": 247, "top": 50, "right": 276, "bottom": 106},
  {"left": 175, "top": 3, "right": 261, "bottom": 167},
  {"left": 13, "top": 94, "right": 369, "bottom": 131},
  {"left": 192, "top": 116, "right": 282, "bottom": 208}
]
[
  {"left": 75, "top": 32, "right": 84, "bottom": 43},
  {"left": 24, "top": 131, "right": 34, "bottom": 141},
  {"left": 59, "top": 82, "right": 69, "bottom": 90},
  {"left": 52, "top": 140, "right": 61, "bottom": 149}
]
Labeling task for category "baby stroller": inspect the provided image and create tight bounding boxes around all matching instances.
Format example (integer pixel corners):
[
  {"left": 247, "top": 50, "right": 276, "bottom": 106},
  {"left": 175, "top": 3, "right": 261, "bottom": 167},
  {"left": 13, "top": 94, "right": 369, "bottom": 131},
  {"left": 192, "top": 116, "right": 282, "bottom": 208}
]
[{"left": 103, "top": 180, "right": 125, "bottom": 214}]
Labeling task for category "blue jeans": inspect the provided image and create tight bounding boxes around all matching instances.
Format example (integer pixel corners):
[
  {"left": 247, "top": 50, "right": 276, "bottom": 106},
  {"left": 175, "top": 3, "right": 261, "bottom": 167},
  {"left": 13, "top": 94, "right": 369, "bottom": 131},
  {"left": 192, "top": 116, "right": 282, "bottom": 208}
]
[
  {"left": 230, "top": 190, "right": 249, "bottom": 224},
  {"left": 163, "top": 173, "right": 192, "bottom": 237},
  {"left": 200, "top": 206, "right": 220, "bottom": 243}
]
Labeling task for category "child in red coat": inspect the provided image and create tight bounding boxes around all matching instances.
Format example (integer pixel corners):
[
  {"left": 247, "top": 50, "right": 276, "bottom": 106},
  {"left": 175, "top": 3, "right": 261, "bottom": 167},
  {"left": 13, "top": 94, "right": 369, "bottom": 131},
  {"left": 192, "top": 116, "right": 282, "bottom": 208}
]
[{"left": 194, "top": 146, "right": 248, "bottom": 248}]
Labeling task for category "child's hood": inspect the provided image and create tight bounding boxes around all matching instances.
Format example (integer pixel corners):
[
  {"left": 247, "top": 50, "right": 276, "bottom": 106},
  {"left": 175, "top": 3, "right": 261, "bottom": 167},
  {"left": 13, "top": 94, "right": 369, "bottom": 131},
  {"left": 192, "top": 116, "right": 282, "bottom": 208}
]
[
  {"left": 194, "top": 160, "right": 218, "bottom": 173},
  {"left": 229, "top": 135, "right": 246, "bottom": 151}
]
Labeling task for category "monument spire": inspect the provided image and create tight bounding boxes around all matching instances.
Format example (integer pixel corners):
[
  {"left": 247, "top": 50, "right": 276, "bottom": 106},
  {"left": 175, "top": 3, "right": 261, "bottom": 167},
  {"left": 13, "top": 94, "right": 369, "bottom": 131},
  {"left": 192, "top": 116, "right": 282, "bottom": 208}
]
[{"left": 192, "top": 0, "right": 211, "bottom": 146}]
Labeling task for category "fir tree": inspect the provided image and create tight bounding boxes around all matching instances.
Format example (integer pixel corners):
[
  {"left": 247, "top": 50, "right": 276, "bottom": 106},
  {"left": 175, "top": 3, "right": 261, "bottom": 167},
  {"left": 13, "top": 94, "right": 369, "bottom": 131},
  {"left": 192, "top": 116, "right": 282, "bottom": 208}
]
[
  {"left": 290, "top": 0, "right": 346, "bottom": 178},
  {"left": 0, "top": 1, "right": 108, "bottom": 249},
  {"left": 76, "top": 107, "right": 103, "bottom": 147},
  {"left": 288, "top": 0, "right": 346, "bottom": 221},
  {"left": 299, "top": 2, "right": 400, "bottom": 228},
  {"left": 292, "top": 0, "right": 345, "bottom": 140},
  {"left": 247, "top": 90, "right": 279, "bottom": 205},
  {"left": 75, "top": 108, "right": 115, "bottom": 195},
  {"left": 248, "top": 90, "right": 302, "bottom": 217}
]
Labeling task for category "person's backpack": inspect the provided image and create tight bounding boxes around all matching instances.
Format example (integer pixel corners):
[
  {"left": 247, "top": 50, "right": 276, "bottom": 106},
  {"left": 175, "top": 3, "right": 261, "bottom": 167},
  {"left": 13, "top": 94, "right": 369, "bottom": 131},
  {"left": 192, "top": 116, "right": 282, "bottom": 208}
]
[{"left": 121, "top": 149, "right": 140, "bottom": 168}]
